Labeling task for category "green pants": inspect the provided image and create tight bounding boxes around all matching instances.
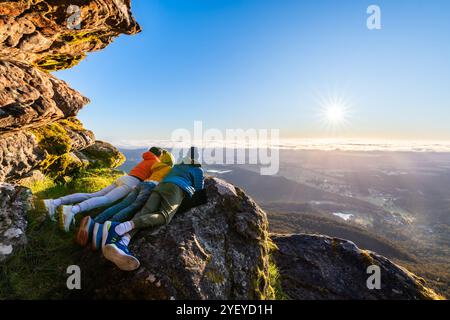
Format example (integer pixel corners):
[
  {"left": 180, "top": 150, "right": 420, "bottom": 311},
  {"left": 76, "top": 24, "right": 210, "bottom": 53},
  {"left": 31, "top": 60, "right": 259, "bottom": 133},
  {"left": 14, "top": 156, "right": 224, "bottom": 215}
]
[{"left": 131, "top": 183, "right": 185, "bottom": 232}]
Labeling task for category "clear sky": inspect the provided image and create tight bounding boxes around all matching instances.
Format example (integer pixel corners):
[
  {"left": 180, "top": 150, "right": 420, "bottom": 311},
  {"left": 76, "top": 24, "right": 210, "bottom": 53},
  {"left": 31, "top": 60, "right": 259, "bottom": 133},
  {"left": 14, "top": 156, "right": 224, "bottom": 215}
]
[{"left": 56, "top": 0, "right": 450, "bottom": 146}]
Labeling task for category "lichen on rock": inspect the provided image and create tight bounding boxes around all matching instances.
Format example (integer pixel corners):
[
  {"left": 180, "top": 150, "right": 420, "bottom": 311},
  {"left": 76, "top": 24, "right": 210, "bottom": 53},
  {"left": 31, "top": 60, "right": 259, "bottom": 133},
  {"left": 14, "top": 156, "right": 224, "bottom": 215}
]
[
  {"left": 271, "top": 234, "right": 445, "bottom": 300},
  {"left": 0, "top": 183, "right": 31, "bottom": 262}
]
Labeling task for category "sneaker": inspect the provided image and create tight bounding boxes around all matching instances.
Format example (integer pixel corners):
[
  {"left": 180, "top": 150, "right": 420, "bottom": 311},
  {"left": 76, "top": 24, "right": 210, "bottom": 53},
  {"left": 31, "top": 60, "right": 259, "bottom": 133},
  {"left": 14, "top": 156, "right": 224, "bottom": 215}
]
[
  {"left": 58, "top": 205, "right": 75, "bottom": 232},
  {"left": 75, "top": 216, "right": 94, "bottom": 247},
  {"left": 91, "top": 223, "right": 103, "bottom": 251},
  {"left": 102, "top": 221, "right": 121, "bottom": 252},
  {"left": 35, "top": 199, "right": 58, "bottom": 220},
  {"left": 103, "top": 242, "right": 140, "bottom": 271}
]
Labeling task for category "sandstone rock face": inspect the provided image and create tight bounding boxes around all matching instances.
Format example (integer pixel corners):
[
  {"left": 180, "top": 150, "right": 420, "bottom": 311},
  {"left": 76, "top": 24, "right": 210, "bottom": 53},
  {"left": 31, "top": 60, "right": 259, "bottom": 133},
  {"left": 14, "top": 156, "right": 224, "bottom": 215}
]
[
  {"left": 272, "top": 234, "right": 443, "bottom": 300},
  {"left": 0, "top": 0, "right": 140, "bottom": 183},
  {"left": 0, "top": 0, "right": 141, "bottom": 71},
  {"left": 0, "top": 131, "right": 45, "bottom": 182},
  {"left": 0, "top": 118, "right": 96, "bottom": 182},
  {"left": 74, "top": 177, "right": 272, "bottom": 300},
  {"left": 0, "top": 60, "right": 89, "bottom": 133},
  {"left": 0, "top": 183, "right": 32, "bottom": 262}
]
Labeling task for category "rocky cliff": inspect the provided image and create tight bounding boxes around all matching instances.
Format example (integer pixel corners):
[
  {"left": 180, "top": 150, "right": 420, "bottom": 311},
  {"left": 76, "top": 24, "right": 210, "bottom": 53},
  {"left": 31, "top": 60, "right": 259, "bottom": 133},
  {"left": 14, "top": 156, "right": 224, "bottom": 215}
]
[{"left": 0, "top": 0, "right": 140, "bottom": 182}]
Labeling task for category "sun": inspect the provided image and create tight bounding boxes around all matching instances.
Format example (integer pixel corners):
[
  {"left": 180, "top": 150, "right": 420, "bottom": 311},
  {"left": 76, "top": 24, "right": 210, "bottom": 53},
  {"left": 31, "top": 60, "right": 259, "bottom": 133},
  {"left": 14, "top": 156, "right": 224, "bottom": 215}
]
[
  {"left": 325, "top": 104, "right": 345, "bottom": 124},
  {"left": 315, "top": 93, "right": 352, "bottom": 132}
]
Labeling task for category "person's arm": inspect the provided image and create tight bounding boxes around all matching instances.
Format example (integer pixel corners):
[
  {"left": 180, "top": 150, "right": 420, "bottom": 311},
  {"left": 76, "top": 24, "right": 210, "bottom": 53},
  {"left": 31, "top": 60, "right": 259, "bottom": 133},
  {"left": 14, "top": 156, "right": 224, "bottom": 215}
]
[{"left": 192, "top": 167, "right": 205, "bottom": 192}]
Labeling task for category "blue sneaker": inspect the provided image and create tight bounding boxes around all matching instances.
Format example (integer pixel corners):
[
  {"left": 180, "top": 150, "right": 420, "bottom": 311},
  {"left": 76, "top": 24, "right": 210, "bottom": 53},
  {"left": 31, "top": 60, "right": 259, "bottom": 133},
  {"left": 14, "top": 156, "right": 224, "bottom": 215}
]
[
  {"left": 103, "top": 242, "right": 140, "bottom": 271},
  {"left": 102, "top": 221, "right": 121, "bottom": 252},
  {"left": 91, "top": 223, "right": 103, "bottom": 251}
]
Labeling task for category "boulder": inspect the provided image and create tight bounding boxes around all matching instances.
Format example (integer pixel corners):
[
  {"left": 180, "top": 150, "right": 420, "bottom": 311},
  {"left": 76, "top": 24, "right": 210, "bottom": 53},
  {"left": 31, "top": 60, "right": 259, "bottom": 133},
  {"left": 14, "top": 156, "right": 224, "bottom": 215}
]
[
  {"left": 0, "top": 183, "right": 32, "bottom": 262},
  {"left": 271, "top": 234, "right": 444, "bottom": 300},
  {"left": 75, "top": 140, "right": 126, "bottom": 169},
  {"left": 73, "top": 177, "right": 273, "bottom": 300}
]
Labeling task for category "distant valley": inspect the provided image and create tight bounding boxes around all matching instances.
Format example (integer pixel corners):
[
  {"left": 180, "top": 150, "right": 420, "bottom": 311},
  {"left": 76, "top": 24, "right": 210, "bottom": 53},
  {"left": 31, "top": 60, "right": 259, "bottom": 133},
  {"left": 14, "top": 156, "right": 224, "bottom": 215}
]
[{"left": 119, "top": 148, "right": 450, "bottom": 296}]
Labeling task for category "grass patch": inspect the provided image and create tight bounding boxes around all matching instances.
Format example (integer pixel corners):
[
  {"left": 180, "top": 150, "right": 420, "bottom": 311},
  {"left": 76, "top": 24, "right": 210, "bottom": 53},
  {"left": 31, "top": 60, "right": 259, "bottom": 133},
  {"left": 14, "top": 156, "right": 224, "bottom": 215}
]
[
  {"left": 268, "top": 257, "right": 288, "bottom": 300},
  {"left": 0, "top": 209, "right": 78, "bottom": 299},
  {"left": 21, "top": 169, "right": 125, "bottom": 200},
  {"left": 0, "top": 169, "right": 123, "bottom": 300},
  {"left": 252, "top": 234, "right": 288, "bottom": 300}
]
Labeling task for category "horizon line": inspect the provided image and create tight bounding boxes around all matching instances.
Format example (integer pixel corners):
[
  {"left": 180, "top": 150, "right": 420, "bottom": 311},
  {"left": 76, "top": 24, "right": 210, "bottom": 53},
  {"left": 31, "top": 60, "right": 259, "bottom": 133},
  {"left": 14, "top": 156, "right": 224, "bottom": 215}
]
[{"left": 111, "top": 138, "right": 450, "bottom": 153}]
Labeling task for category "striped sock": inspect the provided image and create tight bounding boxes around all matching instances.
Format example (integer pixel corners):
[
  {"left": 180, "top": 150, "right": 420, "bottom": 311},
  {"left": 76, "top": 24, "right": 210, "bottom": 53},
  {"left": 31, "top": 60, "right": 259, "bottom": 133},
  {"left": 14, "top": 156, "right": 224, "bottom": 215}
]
[{"left": 118, "top": 234, "right": 130, "bottom": 247}]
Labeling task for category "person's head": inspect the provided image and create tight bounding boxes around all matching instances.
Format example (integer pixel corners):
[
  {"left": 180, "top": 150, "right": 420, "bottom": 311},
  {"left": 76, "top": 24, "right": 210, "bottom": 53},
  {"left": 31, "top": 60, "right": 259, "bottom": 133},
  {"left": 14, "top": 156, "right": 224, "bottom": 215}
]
[
  {"left": 149, "top": 147, "right": 163, "bottom": 158},
  {"left": 179, "top": 147, "right": 201, "bottom": 166},
  {"left": 160, "top": 150, "right": 175, "bottom": 167}
]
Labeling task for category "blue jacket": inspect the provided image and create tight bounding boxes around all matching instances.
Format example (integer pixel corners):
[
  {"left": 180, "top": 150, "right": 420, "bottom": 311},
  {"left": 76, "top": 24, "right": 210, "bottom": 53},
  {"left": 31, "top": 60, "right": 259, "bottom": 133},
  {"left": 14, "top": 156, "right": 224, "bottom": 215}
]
[{"left": 161, "top": 164, "right": 204, "bottom": 197}]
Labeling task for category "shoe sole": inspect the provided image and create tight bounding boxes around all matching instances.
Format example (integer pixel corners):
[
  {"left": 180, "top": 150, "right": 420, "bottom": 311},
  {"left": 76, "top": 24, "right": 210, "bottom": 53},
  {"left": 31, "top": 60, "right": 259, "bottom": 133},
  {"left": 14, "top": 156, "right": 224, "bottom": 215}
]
[
  {"left": 44, "top": 200, "right": 56, "bottom": 219},
  {"left": 34, "top": 199, "right": 46, "bottom": 212},
  {"left": 91, "top": 223, "right": 100, "bottom": 251},
  {"left": 101, "top": 222, "right": 111, "bottom": 254},
  {"left": 34, "top": 199, "right": 56, "bottom": 218},
  {"left": 104, "top": 245, "right": 140, "bottom": 271},
  {"left": 58, "top": 209, "right": 65, "bottom": 231},
  {"left": 75, "top": 216, "right": 90, "bottom": 247}
]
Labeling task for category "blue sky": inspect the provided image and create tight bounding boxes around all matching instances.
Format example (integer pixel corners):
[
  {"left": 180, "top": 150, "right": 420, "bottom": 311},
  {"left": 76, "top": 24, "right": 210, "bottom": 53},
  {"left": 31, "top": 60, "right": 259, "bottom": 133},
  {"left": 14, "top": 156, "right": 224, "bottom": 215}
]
[{"left": 56, "top": 0, "right": 450, "bottom": 145}]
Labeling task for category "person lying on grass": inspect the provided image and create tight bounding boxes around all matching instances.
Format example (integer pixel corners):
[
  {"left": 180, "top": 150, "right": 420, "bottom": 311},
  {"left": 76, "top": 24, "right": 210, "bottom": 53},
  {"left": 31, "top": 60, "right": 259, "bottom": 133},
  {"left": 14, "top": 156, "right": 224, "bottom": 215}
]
[
  {"left": 98, "top": 150, "right": 204, "bottom": 271},
  {"left": 38, "top": 147, "right": 163, "bottom": 232},
  {"left": 75, "top": 150, "right": 175, "bottom": 248}
]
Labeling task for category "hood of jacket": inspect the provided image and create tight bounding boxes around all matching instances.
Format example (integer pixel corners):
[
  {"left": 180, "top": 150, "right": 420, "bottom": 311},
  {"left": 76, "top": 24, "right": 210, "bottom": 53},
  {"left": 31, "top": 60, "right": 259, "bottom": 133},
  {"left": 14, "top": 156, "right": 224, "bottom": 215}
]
[{"left": 142, "top": 151, "right": 160, "bottom": 162}]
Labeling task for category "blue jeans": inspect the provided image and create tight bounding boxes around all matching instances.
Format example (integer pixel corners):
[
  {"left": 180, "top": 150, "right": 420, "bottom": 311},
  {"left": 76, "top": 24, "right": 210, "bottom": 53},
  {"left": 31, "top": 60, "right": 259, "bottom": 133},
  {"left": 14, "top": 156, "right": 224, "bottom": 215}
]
[{"left": 94, "top": 182, "right": 157, "bottom": 223}]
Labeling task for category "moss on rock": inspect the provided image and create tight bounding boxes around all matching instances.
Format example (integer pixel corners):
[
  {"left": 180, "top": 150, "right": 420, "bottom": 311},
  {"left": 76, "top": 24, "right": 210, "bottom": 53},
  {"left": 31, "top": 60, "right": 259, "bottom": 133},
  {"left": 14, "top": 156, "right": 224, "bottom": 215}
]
[
  {"left": 34, "top": 53, "right": 86, "bottom": 72},
  {"left": 30, "top": 119, "right": 93, "bottom": 181},
  {"left": 77, "top": 141, "right": 126, "bottom": 169},
  {"left": 59, "top": 30, "right": 105, "bottom": 47}
]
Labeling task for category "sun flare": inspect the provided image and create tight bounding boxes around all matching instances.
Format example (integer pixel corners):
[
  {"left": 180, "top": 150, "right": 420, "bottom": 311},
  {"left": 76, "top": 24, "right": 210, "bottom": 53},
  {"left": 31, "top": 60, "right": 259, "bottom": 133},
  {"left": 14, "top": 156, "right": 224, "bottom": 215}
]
[
  {"left": 316, "top": 93, "right": 352, "bottom": 131},
  {"left": 325, "top": 105, "right": 345, "bottom": 124}
]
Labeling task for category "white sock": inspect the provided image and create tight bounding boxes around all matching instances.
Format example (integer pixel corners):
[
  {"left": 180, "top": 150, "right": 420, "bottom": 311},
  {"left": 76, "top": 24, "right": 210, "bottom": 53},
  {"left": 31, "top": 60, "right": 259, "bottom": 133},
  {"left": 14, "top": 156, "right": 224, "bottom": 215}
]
[
  {"left": 115, "top": 221, "right": 133, "bottom": 236},
  {"left": 53, "top": 199, "right": 62, "bottom": 207},
  {"left": 118, "top": 234, "right": 131, "bottom": 247},
  {"left": 71, "top": 205, "right": 81, "bottom": 214}
]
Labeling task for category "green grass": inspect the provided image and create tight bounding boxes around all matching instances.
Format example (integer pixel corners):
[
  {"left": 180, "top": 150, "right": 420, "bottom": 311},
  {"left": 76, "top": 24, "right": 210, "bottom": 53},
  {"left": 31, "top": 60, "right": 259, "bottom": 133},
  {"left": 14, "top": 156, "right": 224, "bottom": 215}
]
[
  {"left": 268, "top": 257, "right": 288, "bottom": 300},
  {"left": 0, "top": 169, "right": 124, "bottom": 300},
  {"left": 22, "top": 169, "right": 125, "bottom": 199}
]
